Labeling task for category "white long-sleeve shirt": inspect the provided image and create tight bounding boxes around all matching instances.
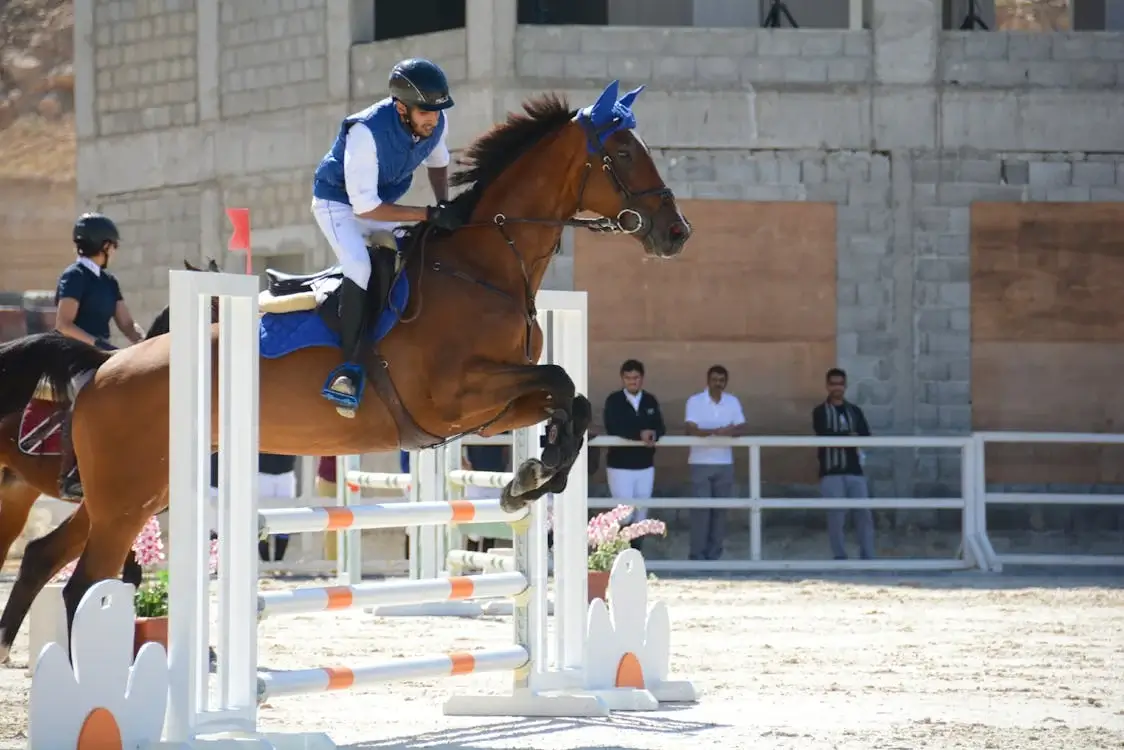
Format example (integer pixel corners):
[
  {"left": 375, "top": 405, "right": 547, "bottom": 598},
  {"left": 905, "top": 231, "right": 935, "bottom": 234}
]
[{"left": 343, "top": 118, "right": 451, "bottom": 215}]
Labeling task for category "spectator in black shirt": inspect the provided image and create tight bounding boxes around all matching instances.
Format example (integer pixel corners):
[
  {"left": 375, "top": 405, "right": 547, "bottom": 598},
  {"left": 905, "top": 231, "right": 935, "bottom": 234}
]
[
  {"left": 812, "top": 367, "right": 875, "bottom": 560},
  {"left": 603, "top": 359, "right": 666, "bottom": 536}
]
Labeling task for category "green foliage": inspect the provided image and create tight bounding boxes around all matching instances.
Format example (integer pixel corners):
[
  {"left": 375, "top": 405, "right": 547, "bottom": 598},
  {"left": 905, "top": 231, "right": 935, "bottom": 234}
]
[
  {"left": 588, "top": 536, "right": 631, "bottom": 573},
  {"left": 133, "top": 569, "right": 169, "bottom": 618}
]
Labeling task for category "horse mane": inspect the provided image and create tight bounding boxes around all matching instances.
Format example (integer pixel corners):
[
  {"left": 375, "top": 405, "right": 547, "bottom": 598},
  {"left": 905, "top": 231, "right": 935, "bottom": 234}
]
[{"left": 403, "top": 93, "right": 577, "bottom": 243}]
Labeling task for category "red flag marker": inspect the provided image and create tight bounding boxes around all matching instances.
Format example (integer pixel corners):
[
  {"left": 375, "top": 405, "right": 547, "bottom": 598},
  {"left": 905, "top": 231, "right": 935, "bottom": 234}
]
[{"left": 226, "top": 207, "right": 252, "bottom": 273}]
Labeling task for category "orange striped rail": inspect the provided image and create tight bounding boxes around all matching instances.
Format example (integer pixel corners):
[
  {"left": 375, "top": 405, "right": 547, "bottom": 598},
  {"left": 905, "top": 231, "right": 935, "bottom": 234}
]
[
  {"left": 258, "top": 499, "right": 527, "bottom": 536},
  {"left": 255, "top": 646, "right": 530, "bottom": 700},
  {"left": 256, "top": 572, "right": 528, "bottom": 618}
]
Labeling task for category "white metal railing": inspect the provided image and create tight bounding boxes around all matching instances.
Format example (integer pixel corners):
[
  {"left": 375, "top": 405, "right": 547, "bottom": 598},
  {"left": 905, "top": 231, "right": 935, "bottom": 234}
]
[
  {"left": 973, "top": 432, "right": 1124, "bottom": 569},
  {"left": 27, "top": 432, "right": 1115, "bottom": 576},
  {"left": 586, "top": 435, "right": 990, "bottom": 573}
]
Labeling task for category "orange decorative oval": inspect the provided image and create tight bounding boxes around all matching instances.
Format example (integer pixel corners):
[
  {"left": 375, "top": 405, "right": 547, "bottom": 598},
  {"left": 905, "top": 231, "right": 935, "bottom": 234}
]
[
  {"left": 77, "top": 707, "right": 122, "bottom": 750},
  {"left": 615, "top": 651, "right": 646, "bottom": 689}
]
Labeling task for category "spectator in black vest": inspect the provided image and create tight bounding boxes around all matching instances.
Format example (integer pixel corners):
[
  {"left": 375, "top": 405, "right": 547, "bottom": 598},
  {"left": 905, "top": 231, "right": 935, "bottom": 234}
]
[
  {"left": 812, "top": 367, "right": 875, "bottom": 560},
  {"left": 603, "top": 359, "right": 665, "bottom": 547}
]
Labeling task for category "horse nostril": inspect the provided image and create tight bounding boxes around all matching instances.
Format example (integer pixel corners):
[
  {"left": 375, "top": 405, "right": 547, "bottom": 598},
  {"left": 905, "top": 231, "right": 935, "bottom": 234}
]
[{"left": 668, "top": 222, "right": 689, "bottom": 242}]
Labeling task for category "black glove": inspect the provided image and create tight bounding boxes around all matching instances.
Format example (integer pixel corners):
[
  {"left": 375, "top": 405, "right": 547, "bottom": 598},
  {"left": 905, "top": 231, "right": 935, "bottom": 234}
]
[{"left": 426, "top": 201, "right": 463, "bottom": 232}]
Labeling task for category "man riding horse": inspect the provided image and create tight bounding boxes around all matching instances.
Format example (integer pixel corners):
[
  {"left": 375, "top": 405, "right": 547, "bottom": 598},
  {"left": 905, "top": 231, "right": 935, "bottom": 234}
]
[{"left": 311, "top": 57, "right": 463, "bottom": 419}]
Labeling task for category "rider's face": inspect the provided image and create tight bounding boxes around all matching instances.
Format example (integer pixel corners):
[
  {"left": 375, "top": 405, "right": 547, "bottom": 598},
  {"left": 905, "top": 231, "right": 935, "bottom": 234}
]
[
  {"left": 397, "top": 102, "right": 440, "bottom": 138},
  {"left": 98, "top": 240, "right": 117, "bottom": 269}
]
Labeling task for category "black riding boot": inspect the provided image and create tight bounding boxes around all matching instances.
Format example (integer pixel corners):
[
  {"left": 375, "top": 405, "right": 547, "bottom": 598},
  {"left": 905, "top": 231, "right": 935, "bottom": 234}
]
[
  {"left": 58, "top": 414, "right": 83, "bottom": 500},
  {"left": 325, "top": 279, "right": 370, "bottom": 416}
]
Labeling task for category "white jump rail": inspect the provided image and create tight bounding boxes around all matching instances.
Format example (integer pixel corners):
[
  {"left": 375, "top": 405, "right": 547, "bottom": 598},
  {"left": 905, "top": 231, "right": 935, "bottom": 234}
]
[
  {"left": 338, "top": 296, "right": 586, "bottom": 625},
  {"left": 165, "top": 279, "right": 608, "bottom": 748},
  {"left": 973, "top": 432, "right": 1124, "bottom": 569}
]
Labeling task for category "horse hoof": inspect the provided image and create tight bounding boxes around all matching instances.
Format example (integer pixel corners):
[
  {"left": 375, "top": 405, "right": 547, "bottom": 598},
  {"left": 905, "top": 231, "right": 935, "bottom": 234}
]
[
  {"left": 500, "top": 486, "right": 527, "bottom": 513},
  {"left": 335, "top": 405, "right": 356, "bottom": 419}
]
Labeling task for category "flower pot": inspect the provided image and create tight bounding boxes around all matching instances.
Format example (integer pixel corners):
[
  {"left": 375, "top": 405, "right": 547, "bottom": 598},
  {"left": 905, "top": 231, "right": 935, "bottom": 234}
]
[
  {"left": 587, "top": 570, "right": 610, "bottom": 604},
  {"left": 133, "top": 616, "right": 168, "bottom": 657}
]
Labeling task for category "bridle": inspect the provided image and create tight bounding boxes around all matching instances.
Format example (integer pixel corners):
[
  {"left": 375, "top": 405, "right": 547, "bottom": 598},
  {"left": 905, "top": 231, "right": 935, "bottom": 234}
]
[{"left": 403, "top": 116, "right": 679, "bottom": 360}]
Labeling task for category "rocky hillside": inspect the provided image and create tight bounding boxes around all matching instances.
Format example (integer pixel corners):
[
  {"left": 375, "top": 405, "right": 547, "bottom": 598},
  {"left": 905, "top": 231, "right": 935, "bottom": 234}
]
[{"left": 0, "top": 0, "right": 75, "bottom": 179}]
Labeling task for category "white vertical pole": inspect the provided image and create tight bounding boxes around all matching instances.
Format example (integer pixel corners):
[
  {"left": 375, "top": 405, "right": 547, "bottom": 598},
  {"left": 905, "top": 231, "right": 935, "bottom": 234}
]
[
  {"left": 166, "top": 270, "right": 260, "bottom": 741},
  {"left": 509, "top": 425, "right": 546, "bottom": 689},
  {"left": 407, "top": 450, "right": 422, "bottom": 580},
  {"left": 166, "top": 270, "right": 210, "bottom": 741},
  {"left": 443, "top": 440, "right": 465, "bottom": 558},
  {"left": 215, "top": 291, "right": 259, "bottom": 723},
  {"left": 553, "top": 302, "right": 589, "bottom": 677},
  {"left": 749, "top": 445, "right": 762, "bottom": 561},
  {"left": 337, "top": 454, "right": 362, "bottom": 585}
]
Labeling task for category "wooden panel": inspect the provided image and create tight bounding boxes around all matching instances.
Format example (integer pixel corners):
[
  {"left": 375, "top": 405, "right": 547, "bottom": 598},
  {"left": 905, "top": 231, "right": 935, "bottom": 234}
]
[
  {"left": 576, "top": 200, "right": 837, "bottom": 485},
  {"left": 971, "top": 202, "right": 1124, "bottom": 343},
  {"left": 970, "top": 202, "right": 1124, "bottom": 484}
]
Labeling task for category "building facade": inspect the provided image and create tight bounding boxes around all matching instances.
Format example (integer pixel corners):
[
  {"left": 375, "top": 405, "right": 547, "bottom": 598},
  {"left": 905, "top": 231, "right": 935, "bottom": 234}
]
[{"left": 77, "top": 0, "right": 1124, "bottom": 497}]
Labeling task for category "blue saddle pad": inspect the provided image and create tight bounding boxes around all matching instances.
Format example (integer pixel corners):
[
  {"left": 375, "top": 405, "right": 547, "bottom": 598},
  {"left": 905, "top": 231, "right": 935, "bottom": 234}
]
[{"left": 259, "top": 273, "right": 409, "bottom": 360}]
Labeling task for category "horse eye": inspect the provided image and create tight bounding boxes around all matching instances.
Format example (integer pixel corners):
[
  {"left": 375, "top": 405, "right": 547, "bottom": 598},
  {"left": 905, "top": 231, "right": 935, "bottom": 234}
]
[{"left": 616, "top": 149, "right": 631, "bottom": 160}]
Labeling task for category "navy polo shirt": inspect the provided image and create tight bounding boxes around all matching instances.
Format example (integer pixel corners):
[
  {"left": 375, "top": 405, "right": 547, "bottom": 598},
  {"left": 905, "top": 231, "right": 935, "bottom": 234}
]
[{"left": 55, "top": 259, "right": 122, "bottom": 342}]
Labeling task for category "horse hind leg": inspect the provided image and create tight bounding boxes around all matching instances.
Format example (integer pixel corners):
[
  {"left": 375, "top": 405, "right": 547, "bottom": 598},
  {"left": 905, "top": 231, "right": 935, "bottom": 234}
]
[
  {"left": 0, "top": 471, "right": 41, "bottom": 571},
  {"left": 0, "top": 502, "right": 91, "bottom": 665},
  {"left": 62, "top": 511, "right": 151, "bottom": 646}
]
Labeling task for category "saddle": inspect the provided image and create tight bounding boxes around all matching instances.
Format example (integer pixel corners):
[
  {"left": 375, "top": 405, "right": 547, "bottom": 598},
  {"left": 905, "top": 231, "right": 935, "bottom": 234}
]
[
  {"left": 259, "top": 232, "right": 400, "bottom": 333},
  {"left": 257, "top": 232, "right": 440, "bottom": 450}
]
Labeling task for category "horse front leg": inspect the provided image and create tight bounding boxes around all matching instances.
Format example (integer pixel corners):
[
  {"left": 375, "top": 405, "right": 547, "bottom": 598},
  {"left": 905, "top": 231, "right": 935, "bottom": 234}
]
[{"left": 469, "top": 363, "right": 592, "bottom": 512}]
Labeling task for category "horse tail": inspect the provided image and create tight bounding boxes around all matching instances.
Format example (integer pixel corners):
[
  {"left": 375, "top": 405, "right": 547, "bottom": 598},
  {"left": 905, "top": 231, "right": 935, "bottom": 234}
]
[{"left": 0, "top": 333, "right": 112, "bottom": 418}]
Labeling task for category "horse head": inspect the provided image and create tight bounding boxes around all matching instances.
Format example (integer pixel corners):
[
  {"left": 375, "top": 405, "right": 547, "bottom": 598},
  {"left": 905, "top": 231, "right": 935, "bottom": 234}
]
[
  {"left": 144, "top": 259, "right": 223, "bottom": 339},
  {"left": 449, "top": 80, "right": 690, "bottom": 274},
  {"left": 183, "top": 258, "right": 222, "bottom": 273},
  {"left": 569, "top": 80, "right": 690, "bottom": 259}
]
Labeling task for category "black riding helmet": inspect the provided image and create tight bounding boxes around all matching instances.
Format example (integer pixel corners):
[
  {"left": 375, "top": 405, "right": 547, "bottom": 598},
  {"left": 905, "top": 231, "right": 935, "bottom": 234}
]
[
  {"left": 388, "top": 58, "right": 454, "bottom": 111},
  {"left": 73, "top": 212, "right": 120, "bottom": 257}
]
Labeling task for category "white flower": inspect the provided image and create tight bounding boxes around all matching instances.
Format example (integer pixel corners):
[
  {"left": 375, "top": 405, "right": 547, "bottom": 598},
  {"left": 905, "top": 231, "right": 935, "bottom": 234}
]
[{"left": 29, "top": 579, "right": 169, "bottom": 749}]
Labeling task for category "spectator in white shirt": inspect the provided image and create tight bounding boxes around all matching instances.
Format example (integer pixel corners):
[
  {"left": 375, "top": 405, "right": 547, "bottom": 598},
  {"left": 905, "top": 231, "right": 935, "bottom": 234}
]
[{"left": 684, "top": 364, "right": 747, "bottom": 561}]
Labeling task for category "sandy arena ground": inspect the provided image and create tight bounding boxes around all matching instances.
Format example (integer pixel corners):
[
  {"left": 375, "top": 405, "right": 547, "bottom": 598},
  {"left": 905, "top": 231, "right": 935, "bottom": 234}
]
[{"left": 0, "top": 570, "right": 1121, "bottom": 749}]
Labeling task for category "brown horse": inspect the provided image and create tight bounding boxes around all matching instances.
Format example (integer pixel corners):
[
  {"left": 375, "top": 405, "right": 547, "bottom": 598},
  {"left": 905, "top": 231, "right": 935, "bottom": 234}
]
[
  {"left": 0, "top": 259, "right": 219, "bottom": 661},
  {"left": 0, "top": 81, "right": 690, "bottom": 648}
]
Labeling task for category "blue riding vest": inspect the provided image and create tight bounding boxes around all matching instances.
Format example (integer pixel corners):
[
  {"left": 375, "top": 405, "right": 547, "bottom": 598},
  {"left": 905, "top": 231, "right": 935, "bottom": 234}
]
[{"left": 312, "top": 98, "right": 446, "bottom": 207}]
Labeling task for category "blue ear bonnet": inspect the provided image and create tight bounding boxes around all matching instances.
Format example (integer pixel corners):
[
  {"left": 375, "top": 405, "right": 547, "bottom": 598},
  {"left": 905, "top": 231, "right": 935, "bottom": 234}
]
[{"left": 575, "top": 79, "right": 645, "bottom": 152}]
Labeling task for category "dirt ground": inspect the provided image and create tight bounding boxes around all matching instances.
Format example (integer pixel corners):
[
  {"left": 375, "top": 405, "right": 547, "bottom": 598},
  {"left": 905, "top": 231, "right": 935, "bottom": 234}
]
[{"left": 0, "top": 570, "right": 1121, "bottom": 749}]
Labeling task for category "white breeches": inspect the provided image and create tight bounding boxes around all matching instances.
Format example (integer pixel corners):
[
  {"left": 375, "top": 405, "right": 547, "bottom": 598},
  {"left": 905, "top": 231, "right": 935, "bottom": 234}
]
[{"left": 311, "top": 198, "right": 401, "bottom": 290}]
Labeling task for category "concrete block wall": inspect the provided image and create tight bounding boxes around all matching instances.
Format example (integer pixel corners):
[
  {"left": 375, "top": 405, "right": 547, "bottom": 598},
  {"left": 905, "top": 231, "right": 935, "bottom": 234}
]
[
  {"left": 219, "top": 0, "right": 331, "bottom": 117},
  {"left": 75, "top": 0, "right": 1124, "bottom": 504},
  {"left": 941, "top": 30, "right": 1124, "bottom": 88},
  {"left": 93, "top": 0, "right": 198, "bottom": 136},
  {"left": 515, "top": 26, "right": 874, "bottom": 85},
  {"left": 79, "top": 0, "right": 354, "bottom": 333}
]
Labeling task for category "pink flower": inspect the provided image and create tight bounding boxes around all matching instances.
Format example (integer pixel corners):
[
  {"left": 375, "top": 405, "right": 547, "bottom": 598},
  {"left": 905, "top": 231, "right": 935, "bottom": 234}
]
[
  {"left": 621, "top": 518, "right": 666, "bottom": 540},
  {"left": 132, "top": 517, "right": 166, "bottom": 568}
]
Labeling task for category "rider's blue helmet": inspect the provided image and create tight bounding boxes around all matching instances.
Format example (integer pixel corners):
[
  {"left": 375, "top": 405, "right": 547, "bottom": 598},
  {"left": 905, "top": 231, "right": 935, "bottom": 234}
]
[{"left": 389, "top": 58, "right": 454, "bottom": 111}]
